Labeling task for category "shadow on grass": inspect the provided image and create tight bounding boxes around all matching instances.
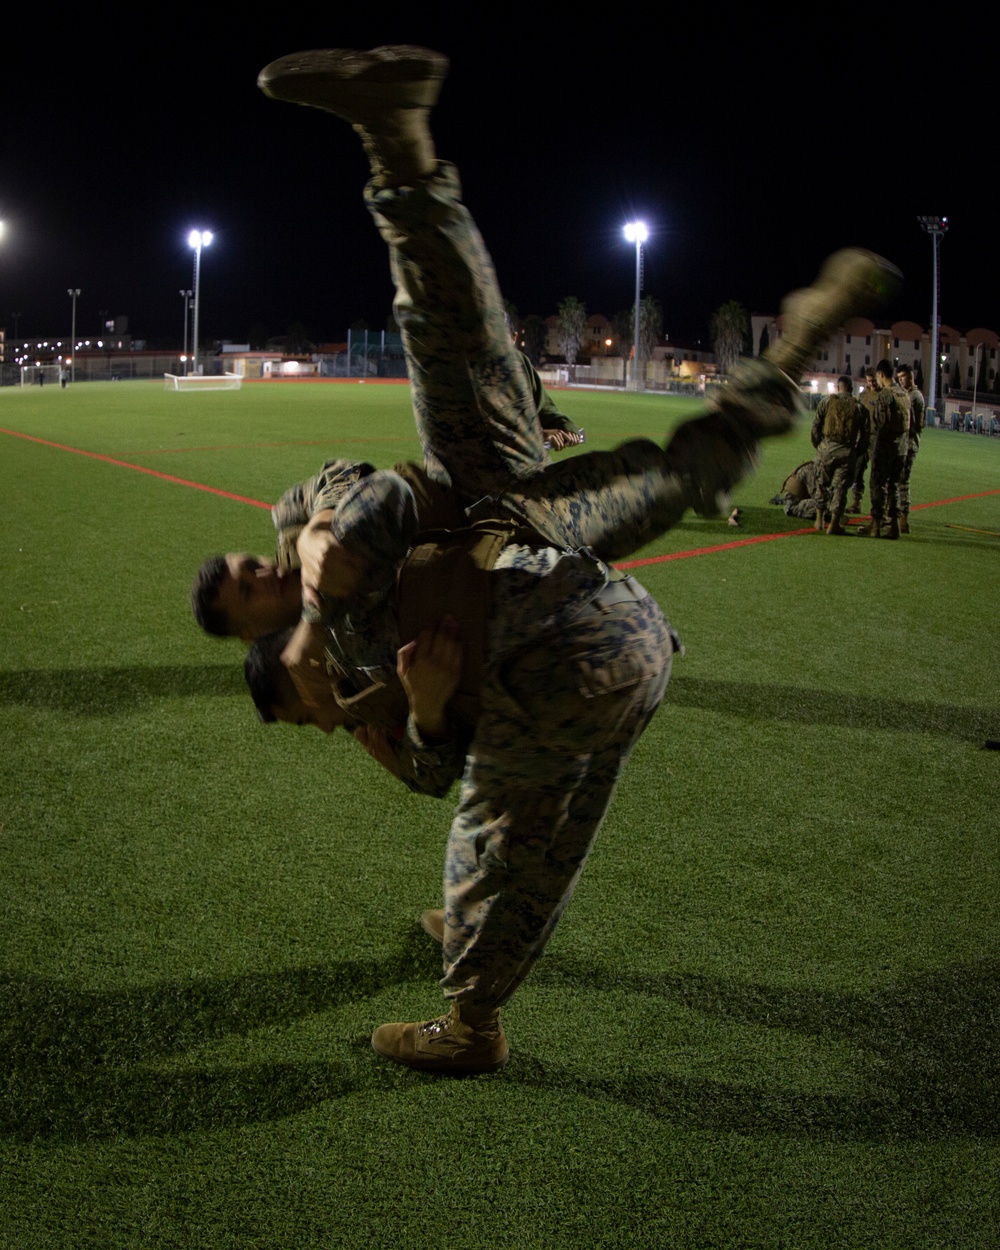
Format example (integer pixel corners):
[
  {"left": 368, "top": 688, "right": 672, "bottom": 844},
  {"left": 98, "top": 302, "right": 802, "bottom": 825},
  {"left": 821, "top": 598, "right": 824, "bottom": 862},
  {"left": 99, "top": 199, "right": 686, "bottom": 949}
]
[
  {"left": 522, "top": 955, "right": 1000, "bottom": 1141},
  {"left": 0, "top": 664, "right": 244, "bottom": 715},
  {"left": 666, "top": 674, "right": 998, "bottom": 742},
  {"left": 3, "top": 932, "right": 996, "bottom": 1143},
  {"left": 0, "top": 929, "right": 441, "bottom": 1142}
]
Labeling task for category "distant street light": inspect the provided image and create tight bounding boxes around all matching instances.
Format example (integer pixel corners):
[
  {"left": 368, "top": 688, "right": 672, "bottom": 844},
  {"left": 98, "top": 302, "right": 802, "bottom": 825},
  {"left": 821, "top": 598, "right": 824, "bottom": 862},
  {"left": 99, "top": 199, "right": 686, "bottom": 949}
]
[
  {"left": 67, "top": 289, "right": 81, "bottom": 382},
  {"left": 180, "top": 288, "right": 193, "bottom": 375},
  {"left": 918, "top": 215, "right": 948, "bottom": 423},
  {"left": 623, "top": 221, "right": 648, "bottom": 391},
  {"left": 187, "top": 230, "right": 213, "bottom": 375}
]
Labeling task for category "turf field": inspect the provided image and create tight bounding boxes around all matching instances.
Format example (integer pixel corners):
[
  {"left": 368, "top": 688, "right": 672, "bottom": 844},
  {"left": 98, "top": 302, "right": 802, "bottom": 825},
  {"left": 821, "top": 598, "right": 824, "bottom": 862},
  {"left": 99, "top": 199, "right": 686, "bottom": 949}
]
[{"left": 1, "top": 379, "right": 997, "bottom": 1249}]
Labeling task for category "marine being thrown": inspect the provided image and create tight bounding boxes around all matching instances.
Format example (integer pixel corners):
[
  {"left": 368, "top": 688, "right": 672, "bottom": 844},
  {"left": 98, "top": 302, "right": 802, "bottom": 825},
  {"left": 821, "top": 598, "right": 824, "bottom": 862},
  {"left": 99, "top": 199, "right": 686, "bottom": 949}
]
[{"left": 192, "top": 43, "right": 900, "bottom": 1074}]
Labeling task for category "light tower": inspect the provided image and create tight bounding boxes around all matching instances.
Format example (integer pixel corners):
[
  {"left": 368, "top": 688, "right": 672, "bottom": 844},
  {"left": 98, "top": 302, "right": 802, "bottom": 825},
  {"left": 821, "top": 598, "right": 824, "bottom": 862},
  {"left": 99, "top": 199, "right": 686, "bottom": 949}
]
[
  {"left": 187, "top": 230, "right": 213, "bottom": 375},
  {"left": 623, "top": 221, "right": 648, "bottom": 391},
  {"left": 180, "top": 289, "right": 193, "bottom": 374},
  {"left": 67, "top": 289, "right": 81, "bottom": 382},
  {"left": 918, "top": 215, "right": 948, "bottom": 423}
]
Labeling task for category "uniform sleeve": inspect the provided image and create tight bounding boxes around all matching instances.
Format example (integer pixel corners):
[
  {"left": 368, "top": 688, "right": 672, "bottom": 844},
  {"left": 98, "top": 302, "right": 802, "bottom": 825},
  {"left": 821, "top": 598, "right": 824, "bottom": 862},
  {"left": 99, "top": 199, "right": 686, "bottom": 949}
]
[
  {"left": 810, "top": 401, "right": 825, "bottom": 448},
  {"left": 271, "top": 459, "right": 376, "bottom": 570},
  {"left": 911, "top": 390, "right": 926, "bottom": 433},
  {"left": 395, "top": 715, "right": 469, "bottom": 798},
  {"left": 518, "top": 350, "right": 576, "bottom": 434},
  {"left": 330, "top": 470, "right": 420, "bottom": 580}
]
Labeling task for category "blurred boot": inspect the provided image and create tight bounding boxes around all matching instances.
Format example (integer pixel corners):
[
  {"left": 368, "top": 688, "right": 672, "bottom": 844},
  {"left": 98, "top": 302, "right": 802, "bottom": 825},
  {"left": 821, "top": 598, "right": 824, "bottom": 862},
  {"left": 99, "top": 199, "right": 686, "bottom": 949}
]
[{"left": 258, "top": 46, "right": 448, "bottom": 186}]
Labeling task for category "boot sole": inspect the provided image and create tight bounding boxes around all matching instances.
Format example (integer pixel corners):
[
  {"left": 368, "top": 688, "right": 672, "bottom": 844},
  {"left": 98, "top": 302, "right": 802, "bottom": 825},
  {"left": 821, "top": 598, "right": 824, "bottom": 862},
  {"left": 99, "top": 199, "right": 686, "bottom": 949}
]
[
  {"left": 370, "top": 1033, "right": 510, "bottom": 1075},
  {"left": 258, "top": 46, "right": 449, "bottom": 113}
]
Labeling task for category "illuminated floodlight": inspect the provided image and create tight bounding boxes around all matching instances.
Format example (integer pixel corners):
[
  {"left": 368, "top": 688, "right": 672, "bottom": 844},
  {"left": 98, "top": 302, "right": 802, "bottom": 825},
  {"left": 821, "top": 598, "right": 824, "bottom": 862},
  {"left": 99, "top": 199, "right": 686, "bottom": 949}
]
[
  {"left": 622, "top": 221, "right": 650, "bottom": 390},
  {"left": 918, "top": 215, "right": 949, "bottom": 422},
  {"left": 187, "top": 229, "right": 214, "bottom": 374}
]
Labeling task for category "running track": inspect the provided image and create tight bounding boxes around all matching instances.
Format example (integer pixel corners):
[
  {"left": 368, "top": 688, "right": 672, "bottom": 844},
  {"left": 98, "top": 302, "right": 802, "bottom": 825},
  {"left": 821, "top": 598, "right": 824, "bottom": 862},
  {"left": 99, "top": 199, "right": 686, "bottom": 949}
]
[{"left": 3, "top": 425, "right": 997, "bottom": 569}]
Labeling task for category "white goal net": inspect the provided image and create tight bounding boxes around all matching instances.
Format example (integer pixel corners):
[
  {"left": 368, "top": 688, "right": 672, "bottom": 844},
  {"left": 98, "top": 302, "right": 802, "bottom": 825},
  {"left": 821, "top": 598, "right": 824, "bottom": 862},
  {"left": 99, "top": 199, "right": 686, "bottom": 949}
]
[
  {"left": 164, "top": 373, "right": 242, "bottom": 392},
  {"left": 21, "top": 365, "right": 63, "bottom": 387}
]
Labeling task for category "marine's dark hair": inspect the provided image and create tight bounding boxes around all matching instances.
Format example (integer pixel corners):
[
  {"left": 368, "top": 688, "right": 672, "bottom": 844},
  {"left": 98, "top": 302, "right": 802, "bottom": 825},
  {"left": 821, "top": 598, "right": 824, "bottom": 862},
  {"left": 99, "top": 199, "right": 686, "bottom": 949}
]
[
  {"left": 897, "top": 362, "right": 913, "bottom": 376},
  {"left": 244, "top": 628, "right": 295, "bottom": 723},
  {"left": 837, "top": 374, "right": 853, "bottom": 393},
  {"left": 191, "top": 555, "right": 230, "bottom": 636},
  {"left": 875, "top": 358, "right": 894, "bottom": 378},
  {"left": 864, "top": 367, "right": 877, "bottom": 380}
]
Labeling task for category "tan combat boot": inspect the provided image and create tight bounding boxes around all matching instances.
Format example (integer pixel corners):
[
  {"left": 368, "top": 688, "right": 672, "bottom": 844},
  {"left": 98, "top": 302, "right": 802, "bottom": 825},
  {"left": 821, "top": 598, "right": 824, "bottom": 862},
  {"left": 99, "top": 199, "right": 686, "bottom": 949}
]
[
  {"left": 826, "top": 511, "right": 847, "bottom": 535},
  {"left": 886, "top": 515, "right": 901, "bottom": 540},
  {"left": 420, "top": 908, "right": 445, "bottom": 944},
  {"left": 257, "top": 46, "right": 448, "bottom": 186},
  {"left": 814, "top": 507, "right": 826, "bottom": 532},
  {"left": 766, "top": 250, "right": 902, "bottom": 382},
  {"left": 857, "top": 519, "right": 881, "bottom": 538},
  {"left": 371, "top": 1004, "right": 509, "bottom": 1075},
  {"left": 899, "top": 514, "right": 910, "bottom": 534}
]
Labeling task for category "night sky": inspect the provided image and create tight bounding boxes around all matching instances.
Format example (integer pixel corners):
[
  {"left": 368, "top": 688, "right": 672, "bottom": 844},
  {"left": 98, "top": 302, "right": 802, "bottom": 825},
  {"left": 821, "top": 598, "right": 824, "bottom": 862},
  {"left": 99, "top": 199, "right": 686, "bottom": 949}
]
[{"left": 2, "top": 13, "right": 994, "bottom": 350}]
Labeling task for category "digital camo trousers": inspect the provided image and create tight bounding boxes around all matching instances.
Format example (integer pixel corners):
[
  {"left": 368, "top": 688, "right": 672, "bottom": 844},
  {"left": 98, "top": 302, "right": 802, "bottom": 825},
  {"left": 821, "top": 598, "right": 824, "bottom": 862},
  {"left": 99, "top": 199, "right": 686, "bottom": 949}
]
[
  {"left": 812, "top": 439, "right": 854, "bottom": 515},
  {"left": 365, "top": 163, "right": 801, "bottom": 563},
  {"left": 439, "top": 588, "right": 675, "bottom": 1014},
  {"left": 897, "top": 440, "right": 919, "bottom": 516},
  {"left": 868, "top": 435, "right": 908, "bottom": 524}
]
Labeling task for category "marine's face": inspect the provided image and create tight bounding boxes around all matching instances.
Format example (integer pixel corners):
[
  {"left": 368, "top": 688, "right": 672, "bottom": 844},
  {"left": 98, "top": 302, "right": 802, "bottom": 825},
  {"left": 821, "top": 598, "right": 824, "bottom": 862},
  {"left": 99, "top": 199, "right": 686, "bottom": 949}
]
[
  {"left": 216, "top": 553, "right": 300, "bottom": 642},
  {"left": 898, "top": 370, "right": 912, "bottom": 388},
  {"left": 272, "top": 688, "right": 350, "bottom": 735}
]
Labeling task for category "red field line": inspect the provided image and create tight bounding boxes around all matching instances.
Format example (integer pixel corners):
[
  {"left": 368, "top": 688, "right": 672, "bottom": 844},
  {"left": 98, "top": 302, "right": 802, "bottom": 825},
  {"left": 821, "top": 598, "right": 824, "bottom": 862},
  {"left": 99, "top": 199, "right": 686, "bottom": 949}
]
[
  {"left": 4, "top": 425, "right": 999, "bottom": 562},
  {"left": 0, "top": 427, "right": 272, "bottom": 510},
  {"left": 135, "top": 436, "right": 415, "bottom": 455},
  {"left": 245, "top": 377, "right": 410, "bottom": 385},
  {"left": 617, "top": 528, "right": 813, "bottom": 566},
  {"left": 616, "top": 487, "right": 1000, "bottom": 569}
]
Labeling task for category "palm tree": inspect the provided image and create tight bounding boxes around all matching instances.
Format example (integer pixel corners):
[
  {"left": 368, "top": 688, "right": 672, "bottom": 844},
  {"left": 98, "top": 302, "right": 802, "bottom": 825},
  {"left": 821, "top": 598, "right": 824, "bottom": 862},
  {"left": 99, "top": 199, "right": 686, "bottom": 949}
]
[
  {"left": 556, "top": 296, "right": 587, "bottom": 368},
  {"left": 522, "top": 314, "right": 547, "bottom": 365},
  {"left": 711, "top": 300, "right": 750, "bottom": 375},
  {"left": 611, "top": 308, "right": 634, "bottom": 385},
  {"left": 638, "top": 295, "right": 663, "bottom": 371}
]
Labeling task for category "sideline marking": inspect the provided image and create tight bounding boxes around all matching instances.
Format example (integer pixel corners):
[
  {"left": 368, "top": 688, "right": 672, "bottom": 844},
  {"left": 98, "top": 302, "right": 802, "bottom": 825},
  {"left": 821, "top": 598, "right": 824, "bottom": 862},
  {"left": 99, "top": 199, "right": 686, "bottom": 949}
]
[
  {"left": 618, "top": 529, "right": 812, "bottom": 567},
  {"left": 0, "top": 427, "right": 272, "bottom": 510},
  {"left": 4, "top": 425, "right": 999, "bottom": 560},
  {"left": 134, "top": 436, "right": 416, "bottom": 455},
  {"left": 616, "top": 487, "right": 1000, "bottom": 569}
]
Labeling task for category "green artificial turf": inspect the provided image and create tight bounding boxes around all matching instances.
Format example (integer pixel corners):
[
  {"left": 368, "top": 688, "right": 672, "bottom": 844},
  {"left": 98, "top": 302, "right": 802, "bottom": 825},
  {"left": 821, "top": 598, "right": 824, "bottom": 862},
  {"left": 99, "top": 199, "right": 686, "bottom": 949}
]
[{"left": 1, "top": 380, "right": 997, "bottom": 1249}]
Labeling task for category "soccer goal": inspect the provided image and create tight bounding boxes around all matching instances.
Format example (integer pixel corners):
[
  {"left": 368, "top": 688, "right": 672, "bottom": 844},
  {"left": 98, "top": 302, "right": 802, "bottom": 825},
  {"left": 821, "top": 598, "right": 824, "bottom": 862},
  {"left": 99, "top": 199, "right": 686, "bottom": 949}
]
[
  {"left": 21, "top": 364, "right": 63, "bottom": 387},
  {"left": 164, "top": 373, "right": 242, "bottom": 392}
]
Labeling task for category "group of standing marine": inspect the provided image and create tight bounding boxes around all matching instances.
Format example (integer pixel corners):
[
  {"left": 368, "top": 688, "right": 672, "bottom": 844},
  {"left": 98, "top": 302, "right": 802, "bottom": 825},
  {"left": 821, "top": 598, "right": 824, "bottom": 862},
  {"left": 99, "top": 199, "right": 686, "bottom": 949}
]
[
  {"left": 776, "top": 362, "right": 925, "bottom": 537},
  {"left": 189, "top": 44, "right": 900, "bottom": 1075}
]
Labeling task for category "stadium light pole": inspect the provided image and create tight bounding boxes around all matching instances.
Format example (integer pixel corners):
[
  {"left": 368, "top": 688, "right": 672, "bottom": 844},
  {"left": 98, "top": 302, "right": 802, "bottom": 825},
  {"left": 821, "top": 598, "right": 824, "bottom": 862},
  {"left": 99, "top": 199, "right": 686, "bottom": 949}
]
[
  {"left": 187, "top": 230, "right": 213, "bottom": 375},
  {"left": 67, "top": 289, "right": 81, "bottom": 383},
  {"left": 918, "top": 215, "right": 948, "bottom": 424},
  {"left": 179, "top": 289, "right": 193, "bottom": 375},
  {"left": 623, "top": 221, "right": 648, "bottom": 391},
  {"left": 0, "top": 223, "right": 6, "bottom": 366}
]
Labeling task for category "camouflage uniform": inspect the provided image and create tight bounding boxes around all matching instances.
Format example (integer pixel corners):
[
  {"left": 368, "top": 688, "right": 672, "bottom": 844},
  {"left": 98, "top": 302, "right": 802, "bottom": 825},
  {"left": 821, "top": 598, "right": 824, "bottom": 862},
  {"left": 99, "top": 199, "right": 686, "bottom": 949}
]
[
  {"left": 365, "top": 162, "right": 802, "bottom": 563},
  {"left": 270, "top": 164, "right": 802, "bottom": 1020},
  {"left": 810, "top": 393, "right": 864, "bottom": 518},
  {"left": 849, "top": 384, "right": 877, "bottom": 509},
  {"left": 323, "top": 470, "right": 677, "bottom": 1017},
  {"left": 868, "top": 385, "right": 910, "bottom": 526},
  {"left": 898, "top": 383, "right": 925, "bottom": 520},
  {"left": 772, "top": 461, "right": 819, "bottom": 519}
]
